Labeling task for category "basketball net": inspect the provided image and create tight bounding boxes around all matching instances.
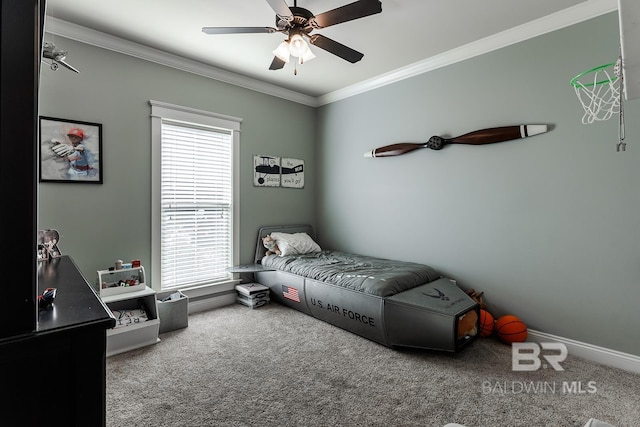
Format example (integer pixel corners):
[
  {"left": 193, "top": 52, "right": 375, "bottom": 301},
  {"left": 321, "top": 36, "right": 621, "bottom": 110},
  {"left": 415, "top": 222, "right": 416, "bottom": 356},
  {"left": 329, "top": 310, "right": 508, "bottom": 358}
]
[{"left": 570, "top": 57, "right": 626, "bottom": 151}]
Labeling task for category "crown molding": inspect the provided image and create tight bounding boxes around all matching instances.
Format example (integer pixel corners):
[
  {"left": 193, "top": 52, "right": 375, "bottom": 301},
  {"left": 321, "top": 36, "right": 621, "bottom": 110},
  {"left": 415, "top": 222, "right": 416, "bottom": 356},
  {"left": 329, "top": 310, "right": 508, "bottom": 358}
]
[
  {"left": 45, "top": 0, "right": 617, "bottom": 107},
  {"left": 317, "top": 0, "right": 618, "bottom": 105},
  {"left": 44, "top": 17, "right": 319, "bottom": 107}
]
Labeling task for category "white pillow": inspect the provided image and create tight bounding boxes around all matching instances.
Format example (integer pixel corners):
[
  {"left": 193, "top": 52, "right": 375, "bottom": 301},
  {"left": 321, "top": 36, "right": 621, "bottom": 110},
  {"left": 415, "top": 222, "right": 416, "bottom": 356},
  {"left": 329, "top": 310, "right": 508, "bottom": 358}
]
[{"left": 270, "top": 232, "right": 321, "bottom": 256}]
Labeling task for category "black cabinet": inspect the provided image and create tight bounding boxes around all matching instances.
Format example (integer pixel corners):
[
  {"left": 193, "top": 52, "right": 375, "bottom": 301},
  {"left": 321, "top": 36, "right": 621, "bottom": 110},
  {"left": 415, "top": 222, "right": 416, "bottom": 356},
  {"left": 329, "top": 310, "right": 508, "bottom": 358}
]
[
  {"left": 0, "top": 3, "right": 115, "bottom": 423},
  {"left": 0, "top": 0, "right": 43, "bottom": 339},
  {"left": 0, "top": 256, "right": 115, "bottom": 427}
]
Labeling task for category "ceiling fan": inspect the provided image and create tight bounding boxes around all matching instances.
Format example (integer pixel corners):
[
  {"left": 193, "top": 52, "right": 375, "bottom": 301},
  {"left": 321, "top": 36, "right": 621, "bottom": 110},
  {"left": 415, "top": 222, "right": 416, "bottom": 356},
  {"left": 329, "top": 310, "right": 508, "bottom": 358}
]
[{"left": 202, "top": 0, "right": 382, "bottom": 72}]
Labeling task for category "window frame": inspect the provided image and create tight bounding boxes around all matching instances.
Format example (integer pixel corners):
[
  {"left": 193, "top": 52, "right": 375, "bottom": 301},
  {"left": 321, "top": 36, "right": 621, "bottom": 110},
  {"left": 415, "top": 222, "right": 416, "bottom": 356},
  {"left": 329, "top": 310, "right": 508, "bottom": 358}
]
[{"left": 150, "top": 100, "right": 240, "bottom": 293}]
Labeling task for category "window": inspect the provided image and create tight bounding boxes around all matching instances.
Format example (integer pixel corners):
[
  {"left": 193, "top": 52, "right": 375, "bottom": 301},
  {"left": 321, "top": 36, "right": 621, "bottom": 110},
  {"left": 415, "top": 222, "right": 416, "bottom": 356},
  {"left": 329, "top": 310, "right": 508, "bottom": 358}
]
[{"left": 150, "top": 101, "right": 240, "bottom": 291}]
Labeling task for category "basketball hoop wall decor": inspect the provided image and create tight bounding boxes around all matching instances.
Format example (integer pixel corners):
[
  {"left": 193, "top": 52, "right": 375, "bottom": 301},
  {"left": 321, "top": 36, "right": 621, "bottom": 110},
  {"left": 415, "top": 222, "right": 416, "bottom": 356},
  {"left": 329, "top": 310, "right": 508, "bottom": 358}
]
[
  {"left": 570, "top": 60, "right": 622, "bottom": 124},
  {"left": 570, "top": 57, "right": 626, "bottom": 151}
]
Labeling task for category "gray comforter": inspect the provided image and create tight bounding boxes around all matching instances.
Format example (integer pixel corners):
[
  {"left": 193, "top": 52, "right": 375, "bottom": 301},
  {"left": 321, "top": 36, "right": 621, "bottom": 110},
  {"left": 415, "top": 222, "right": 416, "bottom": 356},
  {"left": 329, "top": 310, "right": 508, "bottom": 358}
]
[{"left": 261, "top": 250, "right": 440, "bottom": 297}]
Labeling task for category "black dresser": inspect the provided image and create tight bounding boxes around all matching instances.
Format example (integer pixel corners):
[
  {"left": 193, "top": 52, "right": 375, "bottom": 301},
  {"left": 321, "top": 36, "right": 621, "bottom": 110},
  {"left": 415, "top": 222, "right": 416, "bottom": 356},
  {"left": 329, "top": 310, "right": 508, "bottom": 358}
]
[{"left": 0, "top": 256, "right": 115, "bottom": 426}]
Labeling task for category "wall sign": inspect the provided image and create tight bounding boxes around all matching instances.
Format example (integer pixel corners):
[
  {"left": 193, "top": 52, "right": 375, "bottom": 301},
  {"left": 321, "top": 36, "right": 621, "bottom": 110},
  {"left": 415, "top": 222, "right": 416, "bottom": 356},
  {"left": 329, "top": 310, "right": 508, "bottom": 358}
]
[
  {"left": 253, "top": 155, "right": 280, "bottom": 187},
  {"left": 253, "top": 155, "right": 305, "bottom": 188},
  {"left": 281, "top": 157, "right": 304, "bottom": 188}
]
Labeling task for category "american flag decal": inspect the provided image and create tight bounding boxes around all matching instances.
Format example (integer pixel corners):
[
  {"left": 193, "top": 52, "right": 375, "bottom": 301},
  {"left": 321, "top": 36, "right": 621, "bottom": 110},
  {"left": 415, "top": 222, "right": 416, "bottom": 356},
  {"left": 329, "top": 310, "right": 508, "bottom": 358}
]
[{"left": 282, "top": 285, "right": 300, "bottom": 303}]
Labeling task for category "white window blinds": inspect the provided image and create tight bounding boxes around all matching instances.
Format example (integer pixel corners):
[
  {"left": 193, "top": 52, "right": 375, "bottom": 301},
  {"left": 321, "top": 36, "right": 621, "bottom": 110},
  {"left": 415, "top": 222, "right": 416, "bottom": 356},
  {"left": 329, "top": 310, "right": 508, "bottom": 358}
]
[
  {"left": 160, "top": 121, "right": 232, "bottom": 289},
  {"left": 150, "top": 100, "right": 241, "bottom": 291}
]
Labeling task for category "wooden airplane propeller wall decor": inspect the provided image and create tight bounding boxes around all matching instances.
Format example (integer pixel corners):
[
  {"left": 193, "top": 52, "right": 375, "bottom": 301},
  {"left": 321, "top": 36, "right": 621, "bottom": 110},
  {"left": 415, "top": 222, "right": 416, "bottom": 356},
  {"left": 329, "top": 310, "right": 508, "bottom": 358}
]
[{"left": 364, "top": 125, "right": 548, "bottom": 158}]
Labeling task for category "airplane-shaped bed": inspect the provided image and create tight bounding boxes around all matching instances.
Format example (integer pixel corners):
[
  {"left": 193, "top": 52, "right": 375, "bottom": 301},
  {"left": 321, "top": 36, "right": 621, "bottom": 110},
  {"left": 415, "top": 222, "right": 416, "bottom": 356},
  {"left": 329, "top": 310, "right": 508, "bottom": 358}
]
[{"left": 249, "top": 225, "right": 479, "bottom": 352}]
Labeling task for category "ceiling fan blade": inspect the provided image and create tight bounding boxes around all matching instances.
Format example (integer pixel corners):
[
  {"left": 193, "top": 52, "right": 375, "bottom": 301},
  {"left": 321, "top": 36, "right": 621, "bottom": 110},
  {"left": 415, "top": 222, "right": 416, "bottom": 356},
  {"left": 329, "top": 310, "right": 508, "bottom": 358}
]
[
  {"left": 308, "top": 34, "right": 363, "bottom": 63},
  {"left": 364, "top": 125, "right": 549, "bottom": 157},
  {"left": 269, "top": 56, "right": 286, "bottom": 70},
  {"left": 310, "top": 0, "right": 382, "bottom": 29},
  {"left": 265, "top": 0, "right": 293, "bottom": 20},
  {"left": 202, "top": 26, "right": 277, "bottom": 35}
]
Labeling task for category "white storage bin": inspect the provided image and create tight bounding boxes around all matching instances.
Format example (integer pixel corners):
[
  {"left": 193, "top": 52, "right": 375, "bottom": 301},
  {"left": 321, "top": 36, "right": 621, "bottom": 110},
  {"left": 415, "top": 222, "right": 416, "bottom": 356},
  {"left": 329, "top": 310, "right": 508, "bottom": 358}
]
[
  {"left": 156, "top": 290, "right": 189, "bottom": 334},
  {"left": 103, "top": 286, "right": 160, "bottom": 356},
  {"left": 106, "top": 318, "right": 160, "bottom": 357}
]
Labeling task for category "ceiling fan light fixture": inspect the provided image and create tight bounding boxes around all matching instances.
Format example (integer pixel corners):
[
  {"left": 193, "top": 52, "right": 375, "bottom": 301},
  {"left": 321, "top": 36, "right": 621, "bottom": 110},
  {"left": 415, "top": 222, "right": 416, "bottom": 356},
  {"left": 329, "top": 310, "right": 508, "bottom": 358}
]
[
  {"left": 272, "top": 41, "right": 290, "bottom": 63},
  {"left": 288, "top": 34, "right": 308, "bottom": 58},
  {"left": 299, "top": 48, "right": 315, "bottom": 64}
]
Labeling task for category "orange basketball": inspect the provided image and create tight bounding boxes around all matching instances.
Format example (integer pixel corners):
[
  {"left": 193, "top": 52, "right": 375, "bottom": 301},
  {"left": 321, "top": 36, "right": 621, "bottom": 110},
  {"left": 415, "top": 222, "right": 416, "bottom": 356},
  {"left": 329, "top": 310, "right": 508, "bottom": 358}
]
[
  {"left": 495, "top": 314, "right": 528, "bottom": 343},
  {"left": 479, "top": 309, "right": 495, "bottom": 337}
]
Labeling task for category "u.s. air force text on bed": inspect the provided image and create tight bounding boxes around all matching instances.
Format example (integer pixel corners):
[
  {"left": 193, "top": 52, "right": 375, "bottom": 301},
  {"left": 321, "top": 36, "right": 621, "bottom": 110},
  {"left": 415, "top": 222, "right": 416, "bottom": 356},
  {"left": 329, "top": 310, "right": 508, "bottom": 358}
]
[{"left": 310, "top": 298, "right": 375, "bottom": 327}]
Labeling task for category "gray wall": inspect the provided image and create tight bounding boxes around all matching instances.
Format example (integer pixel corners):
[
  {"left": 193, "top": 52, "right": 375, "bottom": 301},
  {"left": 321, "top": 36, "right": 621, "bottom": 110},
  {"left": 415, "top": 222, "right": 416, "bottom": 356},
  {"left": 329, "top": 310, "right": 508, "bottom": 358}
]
[
  {"left": 39, "top": 37, "right": 316, "bottom": 284},
  {"left": 317, "top": 13, "right": 640, "bottom": 356},
  {"left": 40, "top": 13, "right": 640, "bottom": 357}
]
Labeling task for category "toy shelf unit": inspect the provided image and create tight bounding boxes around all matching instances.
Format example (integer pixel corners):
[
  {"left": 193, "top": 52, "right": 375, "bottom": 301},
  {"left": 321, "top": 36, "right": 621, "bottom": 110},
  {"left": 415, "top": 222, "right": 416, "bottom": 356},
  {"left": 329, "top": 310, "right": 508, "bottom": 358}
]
[
  {"left": 97, "top": 266, "right": 146, "bottom": 297},
  {"left": 97, "top": 266, "right": 160, "bottom": 356}
]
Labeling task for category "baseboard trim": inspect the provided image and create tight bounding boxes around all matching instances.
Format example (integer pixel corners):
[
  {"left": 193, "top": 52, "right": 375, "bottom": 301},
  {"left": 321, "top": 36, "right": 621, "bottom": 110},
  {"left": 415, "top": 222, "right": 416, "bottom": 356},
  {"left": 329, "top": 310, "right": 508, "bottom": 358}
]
[
  {"left": 187, "top": 292, "right": 236, "bottom": 314},
  {"left": 527, "top": 329, "right": 640, "bottom": 374},
  {"left": 178, "top": 280, "right": 238, "bottom": 314}
]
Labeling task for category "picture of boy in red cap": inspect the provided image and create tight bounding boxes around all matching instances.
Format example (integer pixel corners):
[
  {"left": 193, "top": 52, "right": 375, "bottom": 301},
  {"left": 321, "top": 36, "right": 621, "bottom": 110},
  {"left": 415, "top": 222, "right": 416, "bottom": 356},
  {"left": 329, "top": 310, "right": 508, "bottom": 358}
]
[
  {"left": 39, "top": 117, "right": 101, "bottom": 183},
  {"left": 65, "top": 127, "right": 94, "bottom": 177}
]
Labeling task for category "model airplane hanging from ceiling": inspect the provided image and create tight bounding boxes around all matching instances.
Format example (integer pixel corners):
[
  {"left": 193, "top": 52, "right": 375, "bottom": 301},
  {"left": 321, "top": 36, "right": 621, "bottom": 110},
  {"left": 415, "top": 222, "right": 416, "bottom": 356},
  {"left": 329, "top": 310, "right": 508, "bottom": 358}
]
[{"left": 42, "top": 42, "right": 80, "bottom": 73}]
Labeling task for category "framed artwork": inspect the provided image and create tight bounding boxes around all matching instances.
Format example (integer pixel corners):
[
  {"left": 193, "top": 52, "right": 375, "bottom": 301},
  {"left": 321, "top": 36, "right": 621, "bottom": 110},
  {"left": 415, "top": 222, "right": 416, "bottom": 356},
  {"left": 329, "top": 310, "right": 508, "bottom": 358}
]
[
  {"left": 281, "top": 157, "right": 304, "bottom": 188},
  {"left": 253, "top": 155, "right": 280, "bottom": 187},
  {"left": 39, "top": 116, "right": 103, "bottom": 183}
]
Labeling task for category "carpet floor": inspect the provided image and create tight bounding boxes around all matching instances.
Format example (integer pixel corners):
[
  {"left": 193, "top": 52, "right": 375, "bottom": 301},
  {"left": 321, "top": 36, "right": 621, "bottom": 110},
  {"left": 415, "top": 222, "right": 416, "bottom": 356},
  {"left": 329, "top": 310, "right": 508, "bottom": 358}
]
[{"left": 106, "top": 303, "right": 640, "bottom": 426}]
